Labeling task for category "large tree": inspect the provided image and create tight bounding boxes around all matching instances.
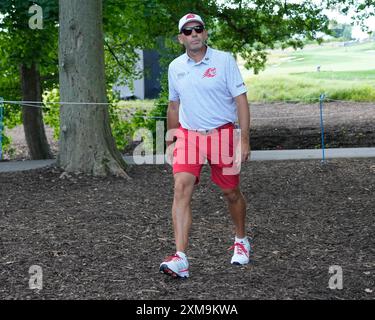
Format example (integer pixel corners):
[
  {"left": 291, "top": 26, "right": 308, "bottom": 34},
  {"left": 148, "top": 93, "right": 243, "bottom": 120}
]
[
  {"left": 0, "top": 0, "right": 169, "bottom": 160},
  {"left": 0, "top": 0, "right": 58, "bottom": 159},
  {"left": 58, "top": 0, "right": 128, "bottom": 177},
  {"left": 2, "top": 0, "right": 333, "bottom": 175}
]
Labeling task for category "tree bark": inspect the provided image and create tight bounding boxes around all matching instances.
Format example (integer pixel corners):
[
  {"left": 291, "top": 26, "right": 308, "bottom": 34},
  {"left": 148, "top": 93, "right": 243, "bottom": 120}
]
[
  {"left": 58, "top": 0, "right": 128, "bottom": 177},
  {"left": 20, "top": 63, "right": 53, "bottom": 160}
]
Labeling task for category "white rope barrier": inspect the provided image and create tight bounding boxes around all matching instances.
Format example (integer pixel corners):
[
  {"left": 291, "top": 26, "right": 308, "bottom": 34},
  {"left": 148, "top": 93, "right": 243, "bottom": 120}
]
[
  {"left": 1, "top": 98, "right": 374, "bottom": 121},
  {"left": 1, "top": 100, "right": 169, "bottom": 107},
  {"left": 2, "top": 100, "right": 114, "bottom": 106}
]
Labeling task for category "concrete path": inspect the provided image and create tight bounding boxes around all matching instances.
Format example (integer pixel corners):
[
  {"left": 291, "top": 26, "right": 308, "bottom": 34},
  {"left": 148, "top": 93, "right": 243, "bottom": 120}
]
[
  {"left": 1, "top": 148, "right": 374, "bottom": 173},
  {"left": 251, "top": 147, "right": 375, "bottom": 161},
  {"left": 0, "top": 159, "right": 56, "bottom": 173}
]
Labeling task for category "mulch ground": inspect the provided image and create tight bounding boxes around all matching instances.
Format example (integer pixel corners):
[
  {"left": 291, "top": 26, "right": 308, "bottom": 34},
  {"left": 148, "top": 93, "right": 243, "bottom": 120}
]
[{"left": 0, "top": 158, "right": 374, "bottom": 300}]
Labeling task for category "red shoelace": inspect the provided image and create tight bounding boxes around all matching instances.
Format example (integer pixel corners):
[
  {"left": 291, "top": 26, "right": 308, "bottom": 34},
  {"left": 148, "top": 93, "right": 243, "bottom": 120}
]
[
  {"left": 164, "top": 254, "right": 183, "bottom": 262},
  {"left": 228, "top": 242, "right": 249, "bottom": 257}
]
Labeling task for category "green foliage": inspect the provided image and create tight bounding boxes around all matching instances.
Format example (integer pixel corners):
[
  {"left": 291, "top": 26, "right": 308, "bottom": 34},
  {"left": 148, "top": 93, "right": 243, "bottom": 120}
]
[
  {"left": 107, "top": 89, "right": 136, "bottom": 152},
  {"left": 42, "top": 87, "right": 143, "bottom": 152},
  {"left": 42, "top": 88, "right": 60, "bottom": 140},
  {"left": 0, "top": 0, "right": 334, "bottom": 155},
  {"left": 0, "top": 0, "right": 58, "bottom": 74},
  {"left": 0, "top": 133, "right": 13, "bottom": 157},
  {"left": 108, "top": 0, "right": 332, "bottom": 149},
  {"left": 206, "top": 1, "right": 330, "bottom": 73},
  {"left": 0, "top": 101, "right": 19, "bottom": 156},
  {"left": 0, "top": 0, "right": 58, "bottom": 156},
  {"left": 0, "top": 67, "right": 22, "bottom": 153},
  {"left": 123, "top": 45, "right": 180, "bottom": 153}
]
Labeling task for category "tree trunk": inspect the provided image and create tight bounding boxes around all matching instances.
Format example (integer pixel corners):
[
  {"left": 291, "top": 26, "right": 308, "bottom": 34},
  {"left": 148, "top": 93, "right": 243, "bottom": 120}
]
[
  {"left": 58, "top": 0, "right": 128, "bottom": 177},
  {"left": 20, "top": 63, "right": 53, "bottom": 160}
]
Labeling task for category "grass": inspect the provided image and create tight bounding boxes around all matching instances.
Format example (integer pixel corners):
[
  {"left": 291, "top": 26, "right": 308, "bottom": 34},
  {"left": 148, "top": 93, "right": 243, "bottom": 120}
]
[
  {"left": 117, "top": 99, "right": 155, "bottom": 110},
  {"left": 241, "top": 40, "right": 375, "bottom": 102},
  {"left": 246, "top": 74, "right": 375, "bottom": 102},
  {"left": 292, "top": 70, "right": 375, "bottom": 81}
]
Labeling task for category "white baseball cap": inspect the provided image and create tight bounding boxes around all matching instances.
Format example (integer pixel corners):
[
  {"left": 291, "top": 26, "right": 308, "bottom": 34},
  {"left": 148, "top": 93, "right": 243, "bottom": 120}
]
[{"left": 178, "top": 13, "right": 205, "bottom": 32}]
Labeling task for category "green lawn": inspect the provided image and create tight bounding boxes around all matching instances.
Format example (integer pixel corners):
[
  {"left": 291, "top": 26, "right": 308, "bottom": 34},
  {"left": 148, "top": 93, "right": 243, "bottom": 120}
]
[
  {"left": 293, "top": 70, "right": 375, "bottom": 81},
  {"left": 117, "top": 99, "right": 155, "bottom": 110},
  {"left": 241, "top": 40, "right": 375, "bottom": 102}
]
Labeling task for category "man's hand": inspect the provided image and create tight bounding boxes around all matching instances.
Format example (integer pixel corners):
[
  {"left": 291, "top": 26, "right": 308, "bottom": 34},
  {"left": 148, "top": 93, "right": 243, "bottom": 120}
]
[
  {"left": 166, "top": 100, "right": 180, "bottom": 165},
  {"left": 241, "top": 138, "right": 251, "bottom": 163},
  {"left": 234, "top": 93, "right": 251, "bottom": 163},
  {"left": 165, "top": 141, "right": 176, "bottom": 165}
]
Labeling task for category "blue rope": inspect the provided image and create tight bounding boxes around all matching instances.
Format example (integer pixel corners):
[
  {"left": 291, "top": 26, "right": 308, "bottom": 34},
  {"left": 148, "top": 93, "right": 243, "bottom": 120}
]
[
  {"left": 319, "top": 94, "right": 326, "bottom": 163},
  {"left": 0, "top": 97, "right": 4, "bottom": 160}
]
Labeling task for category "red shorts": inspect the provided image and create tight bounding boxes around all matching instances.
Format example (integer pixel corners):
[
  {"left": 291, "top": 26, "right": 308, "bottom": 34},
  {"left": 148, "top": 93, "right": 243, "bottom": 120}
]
[{"left": 172, "top": 123, "right": 241, "bottom": 189}]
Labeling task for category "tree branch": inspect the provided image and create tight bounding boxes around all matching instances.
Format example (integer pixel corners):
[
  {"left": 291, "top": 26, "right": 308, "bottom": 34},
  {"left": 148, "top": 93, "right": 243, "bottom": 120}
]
[{"left": 104, "top": 39, "right": 132, "bottom": 75}]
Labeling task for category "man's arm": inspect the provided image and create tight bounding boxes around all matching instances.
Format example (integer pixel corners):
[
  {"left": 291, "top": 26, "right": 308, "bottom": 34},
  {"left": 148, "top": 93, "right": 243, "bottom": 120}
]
[
  {"left": 166, "top": 100, "right": 180, "bottom": 147},
  {"left": 235, "top": 93, "right": 251, "bottom": 162}
]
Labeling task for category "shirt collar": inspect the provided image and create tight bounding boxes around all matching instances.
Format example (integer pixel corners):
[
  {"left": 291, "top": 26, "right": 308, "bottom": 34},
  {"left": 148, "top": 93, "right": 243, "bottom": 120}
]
[{"left": 185, "top": 46, "right": 212, "bottom": 65}]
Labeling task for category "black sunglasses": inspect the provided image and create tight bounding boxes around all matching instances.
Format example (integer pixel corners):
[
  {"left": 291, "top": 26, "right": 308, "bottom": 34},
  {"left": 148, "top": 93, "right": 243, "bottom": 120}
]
[{"left": 181, "top": 25, "right": 204, "bottom": 36}]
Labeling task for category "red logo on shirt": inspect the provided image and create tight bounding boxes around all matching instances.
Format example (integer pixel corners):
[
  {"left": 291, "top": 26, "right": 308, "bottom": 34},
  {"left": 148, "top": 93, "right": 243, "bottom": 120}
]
[
  {"left": 203, "top": 67, "right": 216, "bottom": 78},
  {"left": 186, "top": 14, "right": 195, "bottom": 19}
]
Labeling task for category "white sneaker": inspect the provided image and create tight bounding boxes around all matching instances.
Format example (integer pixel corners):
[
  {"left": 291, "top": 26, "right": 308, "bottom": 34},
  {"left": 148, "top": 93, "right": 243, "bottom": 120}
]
[
  {"left": 159, "top": 253, "right": 189, "bottom": 278},
  {"left": 229, "top": 237, "right": 252, "bottom": 265}
]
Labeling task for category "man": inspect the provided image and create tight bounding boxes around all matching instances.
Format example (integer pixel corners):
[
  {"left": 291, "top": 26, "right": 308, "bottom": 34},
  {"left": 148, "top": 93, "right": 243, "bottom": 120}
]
[{"left": 159, "top": 13, "right": 252, "bottom": 279}]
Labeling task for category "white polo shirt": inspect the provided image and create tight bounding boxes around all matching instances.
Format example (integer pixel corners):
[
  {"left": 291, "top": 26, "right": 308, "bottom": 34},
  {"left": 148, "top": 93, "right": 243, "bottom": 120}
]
[{"left": 168, "top": 46, "right": 247, "bottom": 130}]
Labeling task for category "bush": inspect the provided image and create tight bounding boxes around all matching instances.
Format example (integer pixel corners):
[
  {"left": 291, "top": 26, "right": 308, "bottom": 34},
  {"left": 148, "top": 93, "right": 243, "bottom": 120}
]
[
  {"left": 0, "top": 101, "right": 22, "bottom": 158},
  {"left": 43, "top": 87, "right": 139, "bottom": 152}
]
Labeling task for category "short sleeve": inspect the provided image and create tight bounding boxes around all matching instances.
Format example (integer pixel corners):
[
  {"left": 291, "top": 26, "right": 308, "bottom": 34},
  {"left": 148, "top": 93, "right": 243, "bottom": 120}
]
[
  {"left": 168, "top": 64, "right": 179, "bottom": 102},
  {"left": 225, "top": 53, "right": 247, "bottom": 98}
]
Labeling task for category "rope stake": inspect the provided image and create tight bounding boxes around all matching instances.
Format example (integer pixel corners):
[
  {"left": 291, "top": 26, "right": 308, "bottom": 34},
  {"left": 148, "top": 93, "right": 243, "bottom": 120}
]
[{"left": 319, "top": 94, "right": 326, "bottom": 163}]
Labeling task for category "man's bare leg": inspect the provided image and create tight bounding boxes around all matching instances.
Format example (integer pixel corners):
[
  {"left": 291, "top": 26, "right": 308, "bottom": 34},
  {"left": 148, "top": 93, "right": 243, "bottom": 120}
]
[
  {"left": 222, "top": 186, "right": 246, "bottom": 238},
  {"left": 172, "top": 172, "right": 196, "bottom": 252},
  {"left": 222, "top": 186, "right": 251, "bottom": 264}
]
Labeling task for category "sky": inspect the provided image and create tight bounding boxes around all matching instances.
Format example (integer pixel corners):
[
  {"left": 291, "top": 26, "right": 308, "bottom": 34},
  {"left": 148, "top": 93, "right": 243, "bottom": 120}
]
[
  {"left": 323, "top": 6, "right": 375, "bottom": 39},
  {"left": 292, "top": 0, "right": 375, "bottom": 39}
]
